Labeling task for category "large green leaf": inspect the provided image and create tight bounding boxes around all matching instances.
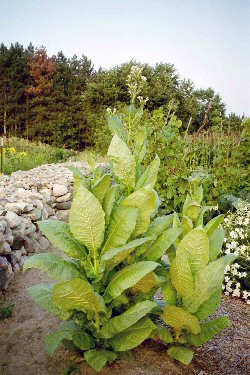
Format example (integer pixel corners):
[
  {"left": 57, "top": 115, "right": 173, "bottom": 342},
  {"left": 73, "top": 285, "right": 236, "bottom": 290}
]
[
  {"left": 53, "top": 278, "right": 107, "bottom": 314},
  {"left": 101, "top": 300, "right": 157, "bottom": 338},
  {"left": 101, "top": 206, "right": 138, "bottom": 256},
  {"left": 28, "top": 284, "right": 71, "bottom": 320},
  {"left": 107, "top": 134, "right": 136, "bottom": 189},
  {"left": 108, "top": 114, "right": 127, "bottom": 142},
  {"left": 167, "top": 346, "right": 194, "bottom": 365},
  {"left": 195, "top": 289, "right": 222, "bottom": 320},
  {"left": 205, "top": 214, "right": 224, "bottom": 236},
  {"left": 69, "top": 185, "right": 105, "bottom": 257},
  {"left": 102, "top": 237, "right": 153, "bottom": 270},
  {"left": 135, "top": 155, "right": 160, "bottom": 190},
  {"left": 92, "top": 175, "right": 111, "bottom": 204},
  {"left": 24, "top": 253, "right": 83, "bottom": 281},
  {"left": 84, "top": 349, "right": 117, "bottom": 372},
  {"left": 38, "top": 220, "right": 87, "bottom": 259},
  {"left": 177, "top": 228, "right": 209, "bottom": 273},
  {"left": 121, "top": 186, "right": 158, "bottom": 237},
  {"left": 45, "top": 325, "right": 75, "bottom": 356},
  {"left": 111, "top": 317, "right": 155, "bottom": 351},
  {"left": 209, "top": 228, "right": 225, "bottom": 261},
  {"left": 170, "top": 253, "right": 194, "bottom": 298},
  {"left": 102, "top": 237, "right": 153, "bottom": 262},
  {"left": 143, "top": 228, "right": 182, "bottom": 261},
  {"left": 104, "top": 261, "right": 159, "bottom": 301},
  {"left": 188, "top": 317, "right": 231, "bottom": 347},
  {"left": 183, "top": 257, "right": 225, "bottom": 313},
  {"left": 162, "top": 306, "right": 200, "bottom": 334},
  {"left": 103, "top": 185, "right": 119, "bottom": 226}
]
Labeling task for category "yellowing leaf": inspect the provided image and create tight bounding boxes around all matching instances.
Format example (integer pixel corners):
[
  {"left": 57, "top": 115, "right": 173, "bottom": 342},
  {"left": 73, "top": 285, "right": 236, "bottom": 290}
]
[{"left": 162, "top": 306, "right": 200, "bottom": 334}]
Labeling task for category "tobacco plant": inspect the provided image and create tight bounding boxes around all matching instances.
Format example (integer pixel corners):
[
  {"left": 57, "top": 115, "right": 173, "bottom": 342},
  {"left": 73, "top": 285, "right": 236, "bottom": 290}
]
[
  {"left": 24, "top": 66, "right": 234, "bottom": 371},
  {"left": 153, "top": 186, "right": 237, "bottom": 364},
  {"left": 24, "top": 105, "right": 181, "bottom": 372}
]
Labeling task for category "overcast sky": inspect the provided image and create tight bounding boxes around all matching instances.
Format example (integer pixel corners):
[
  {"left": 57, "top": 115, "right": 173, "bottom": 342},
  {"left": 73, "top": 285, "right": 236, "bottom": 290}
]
[{"left": 1, "top": 0, "right": 249, "bottom": 116}]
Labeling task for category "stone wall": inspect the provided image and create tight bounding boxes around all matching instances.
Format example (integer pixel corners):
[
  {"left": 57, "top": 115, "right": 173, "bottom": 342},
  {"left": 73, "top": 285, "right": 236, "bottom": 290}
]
[{"left": 0, "top": 162, "right": 89, "bottom": 292}]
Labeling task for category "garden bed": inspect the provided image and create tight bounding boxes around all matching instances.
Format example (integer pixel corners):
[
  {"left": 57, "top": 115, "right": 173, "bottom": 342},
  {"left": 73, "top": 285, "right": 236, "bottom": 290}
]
[{"left": 0, "top": 246, "right": 249, "bottom": 375}]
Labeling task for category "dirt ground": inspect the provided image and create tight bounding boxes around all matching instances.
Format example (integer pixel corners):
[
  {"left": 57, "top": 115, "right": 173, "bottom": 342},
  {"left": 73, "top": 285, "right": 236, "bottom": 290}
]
[{"left": 0, "top": 248, "right": 249, "bottom": 375}]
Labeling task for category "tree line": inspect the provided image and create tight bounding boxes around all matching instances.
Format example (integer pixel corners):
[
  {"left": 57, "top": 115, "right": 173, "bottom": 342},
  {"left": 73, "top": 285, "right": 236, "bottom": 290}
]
[{"left": 0, "top": 42, "right": 244, "bottom": 150}]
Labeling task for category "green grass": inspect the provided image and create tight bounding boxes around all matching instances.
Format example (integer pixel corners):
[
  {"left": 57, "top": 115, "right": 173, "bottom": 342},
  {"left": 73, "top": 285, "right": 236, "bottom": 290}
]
[{"left": 2, "top": 137, "right": 71, "bottom": 175}]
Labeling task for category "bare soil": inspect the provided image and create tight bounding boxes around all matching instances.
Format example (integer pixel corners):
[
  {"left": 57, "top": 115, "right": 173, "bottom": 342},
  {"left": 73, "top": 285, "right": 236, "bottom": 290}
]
[{"left": 0, "top": 247, "right": 249, "bottom": 375}]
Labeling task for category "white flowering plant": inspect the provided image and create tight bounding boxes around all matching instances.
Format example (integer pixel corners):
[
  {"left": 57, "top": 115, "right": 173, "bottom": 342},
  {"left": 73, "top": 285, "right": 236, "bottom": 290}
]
[{"left": 221, "top": 202, "right": 250, "bottom": 303}]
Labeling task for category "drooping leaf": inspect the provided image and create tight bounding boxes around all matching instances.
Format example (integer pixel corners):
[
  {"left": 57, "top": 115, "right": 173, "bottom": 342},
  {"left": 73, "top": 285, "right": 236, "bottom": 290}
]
[
  {"left": 45, "top": 322, "right": 76, "bottom": 356},
  {"left": 111, "top": 317, "right": 155, "bottom": 351},
  {"left": 84, "top": 349, "right": 117, "bottom": 372},
  {"left": 108, "top": 114, "right": 127, "bottom": 142},
  {"left": 170, "top": 253, "right": 194, "bottom": 298},
  {"left": 205, "top": 215, "right": 224, "bottom": 236},
  {"left": 100, "top": 300, "right": 157, "bottom": 338},
  {"left": 188, "top": 317, "right": 231, "bottom": 347},
  {"left": 92, "top": 175, "right": 112, "bottom": 204},
  {"left": 143, "top": 228, "right": 182, "bottom": 261},
  {"left": 209, "top": 228, "right": 225, "bottom": 260},
  {"left": 38, "top": 220, "right": 87, "bottom": 259},
  {"left": 28, "top": 284, "right": 72, "bottom": 320},
  {"left": 103, "top": 184, "right": 119, "bottom": 226},
  {"left": 167, "top": 346, "right": 194, "bottom": 365},
  {"left": 53, "top": 278, "right": 107, "bottom": 314},
  {"left": 162, "top": 306, "right": 200, "bottom": 334},
  {"left": 183, "top": 257, "right": 225, "bottom": 313},
  {"left": 69, "top": 186, "right": 105, "bottom": 257},
  {"left": 135, "top": 155, "right": 160, "bottom": 190},
  {"left": 121, "top": 186, "right": 158, "bottom": 237},
  {"left": 104, "top": 261, "right": 159, "bottom": 301},
  {"left": 24, "top": 253, "right": 84, "bottom": 281},
  {"left": 177, "top": 228, "right": 209, "bottom": 273},
  {"left": 101, "top": 206, "right": 138, "bottom": 256},
  {"left": 72, "top": 331, "right": 95, "bottom": 350},
  {"left": 195, "top": 289, "right": 222, "bottom": 320},
  {"left": 107, "top": 134, "right": 136, "bottom": 189},
  {"left": 155, "top": 324, "right": 173, "bottom": 344}
]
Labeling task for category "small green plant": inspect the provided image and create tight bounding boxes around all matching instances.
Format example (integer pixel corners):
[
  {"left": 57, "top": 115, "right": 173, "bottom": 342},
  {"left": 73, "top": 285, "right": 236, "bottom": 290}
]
[{"left": 0, "top": 303, "right": 15, "bottom": 319}]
